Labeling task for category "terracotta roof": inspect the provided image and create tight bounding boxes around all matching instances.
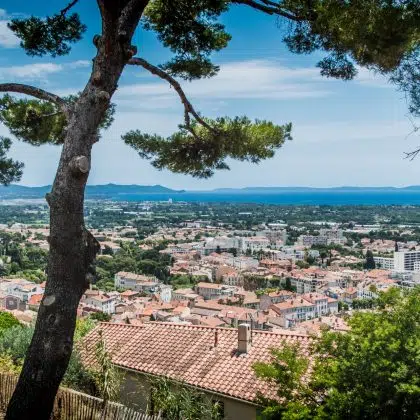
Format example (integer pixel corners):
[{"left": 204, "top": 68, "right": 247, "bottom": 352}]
[
  {"left": 81, "top": 322, "right": 311, "bottom": 403},
  {"left": 28, "top": 293, "right": 43, "bottom": 305},
  {"left": 273, "top": 299, "right": 315, "bottom": 311},
  {"left": 120, "top": 290, "right": 139, "bottom": 297}
]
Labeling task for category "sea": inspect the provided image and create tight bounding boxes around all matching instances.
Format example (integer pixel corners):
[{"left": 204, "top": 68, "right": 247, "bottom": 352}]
[{"left": 115, "top": 191, "right": 420, "bottom": 206}]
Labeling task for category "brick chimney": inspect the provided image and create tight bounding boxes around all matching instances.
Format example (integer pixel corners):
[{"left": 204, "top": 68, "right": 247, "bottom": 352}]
[{"left": 238, "top": 323, "right": 251, "bottom": 354}]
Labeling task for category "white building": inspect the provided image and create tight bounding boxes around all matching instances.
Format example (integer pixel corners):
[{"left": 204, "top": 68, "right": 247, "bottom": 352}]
[
  {"left": 203, "top": 237, "right": 240, "bottom": 255},
  {"left": 258, "top": 230, "right": 288, "bottom": 244},
  {"left": 159, "top": 285, "right": 172, "bottom": 303},
  {"left": 239, "top": 237, "right": 270, "bottom": 253},
  {"left": 394, "top": 251, "right": 420, "bottom": 272},
  {"left": 195, "top": 282, "right": 237, "bottom": 300},
  {"left": 357, "top": 286, "right": 378, "bottom": 300},
  {"left": 172, "top": 288, "right": 200, "bottom": 302},
  {"left": 298, "top": 229, "right": 346, "bottom": 247},
  {"left": 373, "top": 256, "right": 394, "bottom": 270},
  {"left": 84, "top": 293, "right": 117, "bottom": 314},
  {"left": 6, "top": 280, "right": 43, "bottom": 303},
  {"left": 115, "top": 271, "right": 159, "bottom": 292},
  {"left": 302, "top": 293, "right": 329, "bottom": 316},
  {"left": 271, "top": 298, "right": 316, "bottom": 326}
]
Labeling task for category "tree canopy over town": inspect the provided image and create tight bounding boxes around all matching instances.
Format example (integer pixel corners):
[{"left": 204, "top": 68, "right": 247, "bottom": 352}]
[
  {"left": 254, "top": 287, "right": 420, "bottom": 419},
  {"left": 0, "top": 1, "right": 418, "bottom": 419}
]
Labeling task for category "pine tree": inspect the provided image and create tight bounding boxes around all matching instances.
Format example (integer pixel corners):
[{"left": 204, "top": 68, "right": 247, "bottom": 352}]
[
  {"left": 0, "top": 1, "right": 418, "bottom": 418},
  {"left": 365, "top": 250, "right": 376, "bottom": 270}
]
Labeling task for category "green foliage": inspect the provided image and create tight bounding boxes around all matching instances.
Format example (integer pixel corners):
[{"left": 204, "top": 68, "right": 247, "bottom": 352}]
[
  {"left": 0, "top": 312, "right": 21, "bottom": 335},
  {"left": 0, "top": 95, "right": 67, "bottom": 145},
  {"left": 0, "top": 319, "right": 97, "bottom": 394},
  {"left": 0, "top": 94, "right": 115, "bottom": 146},
  {"left": 62, "top": 350, "right": 96, "bottom": 395},
  {"left": 365, "top": 250, "right": 376, "bottom": 270},
  {"left": 89, "top": 312, "right": 112, "bottom": 322},
  {"left": 0, "top": 353, "right": 22, "bottom": 375},
  {"left": 94, "top": 243, "right": 171, "bottom": 291},
  {"left": 124, "top": 117, "right": 292, "bottom": 178},
  {"left": 390, "top": 47, "right": 420, "bottom": 117},
  {"left": 254, "top": 343, "right": 313, "bottom": 419},
  {"left": 63, "top": 318, "right": 97, "bottom": 394},
  {"left": 295, "top": 260, "right": 309, "bottom": 269},
  {"left": 149, "top": 377, "right": 223, "bottom": 420},
  {"left": 73, "top": 317, "right": 96, "bottom": 343},
  {"left": 92, "top": 331, "right": 123, "bottom": 403},
  {"left": 169, "top": 274, "right": 203, "bottom": 289},
  {"left": 9, "top": 12, "right": 86, "bottom": 57},
  {"left": 254, "top": 287, "right": 420, "bottom": 420},
  {"left": 143, "top": 0, "right": 230, "bottom": 80},
  {"left": 283, "top": 0, "right": 419, "bottom": 73},
  {"left": 0, "top": 325, "right": 33, "bottom": 362},
  {"left": 0, "top": 137, "right": 24, "bottom": 185},
  {"left": 160, "top": 56, "right": 219, "bottom": 81}
]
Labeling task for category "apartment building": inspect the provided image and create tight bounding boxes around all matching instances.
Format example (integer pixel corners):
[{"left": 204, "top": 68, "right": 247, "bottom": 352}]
[
  {"left": 114, "top": 271, "right": 159, "bottom": 292},
  {"left": 239, "top": 236, "right": 270, "bottom": 253},
  {"left": 270, "top": 298, "right": 316, "bottom": 325},
  {"left": 195, "top": 282, "right": 237, "bottom": 300},
  {"left": 172, "top": 288, "right": 200, "bottom": 302},
  {"left": 373, "top": 256, "right": 394, "bottom": 270},
  {"left": 83, "top": 293, "right": 117, "bottom": 314},
  {"left": 394, "top": 250, "right": 420, "bottom": 272},
  {"left": 298, "top": 229, "right": 346, "bottom": 247},
  {"left": 6, "top": 279, "right": 43, "bottom": 303}
]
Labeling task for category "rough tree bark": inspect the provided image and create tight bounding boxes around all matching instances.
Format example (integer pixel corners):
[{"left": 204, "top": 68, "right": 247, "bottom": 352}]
[{"left": 5, "top": 1, "right": 147, "bottom": 419}]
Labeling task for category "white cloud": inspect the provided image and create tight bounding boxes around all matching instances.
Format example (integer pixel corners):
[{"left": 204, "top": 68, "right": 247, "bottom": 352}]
[
  {"left": 355, "top": 67, "right": 391, "bottom": 88},
  {"left": 0, "top": 63, "right": 63, "bottom": 80},
  {"left": 0, "top": 61, "right": 91, "bottom": 82},
  {"left": 118, "top": 60, "right": 332, "bottom": 109},
  {"left": 67, "top": 60, "right": 91, "bottom": 69},
  {"left": 294, "top": 120, "right": 412, "bottom": 144},
  {"left": 0, "top": 19, "right": 20, "bottom": 48}
]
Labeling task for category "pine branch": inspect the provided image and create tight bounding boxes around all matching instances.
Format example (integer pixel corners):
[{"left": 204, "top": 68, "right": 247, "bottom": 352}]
[
  {"left": 232, "top": 0, "right": 302, "bottom": 21},
  {"left": 128, "top": 57, "right": 216, "bottom": 135},
  {"left": 60, "top": 0, "right": 80, "bottom": 16},
  {"left": 0, "top": 83, "right": 70, "bottom": 117}
]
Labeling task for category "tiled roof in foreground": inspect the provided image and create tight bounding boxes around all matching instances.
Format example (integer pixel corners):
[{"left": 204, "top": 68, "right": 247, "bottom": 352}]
[{"left": 82, "top": 322, "right": 311, "bottom": 403}]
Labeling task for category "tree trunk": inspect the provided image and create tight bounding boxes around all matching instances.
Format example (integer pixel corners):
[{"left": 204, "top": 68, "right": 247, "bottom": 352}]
[{"left": 4, "top": 2, "right": 147, "bottom": 414}]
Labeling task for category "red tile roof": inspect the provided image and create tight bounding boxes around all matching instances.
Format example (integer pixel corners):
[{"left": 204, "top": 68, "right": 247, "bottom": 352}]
[
  {"left": 28, "top": 293, "right": 43, "bottom": 305},
  {"left": 81, "top": 322, "right": 310, "bottom": 403}
]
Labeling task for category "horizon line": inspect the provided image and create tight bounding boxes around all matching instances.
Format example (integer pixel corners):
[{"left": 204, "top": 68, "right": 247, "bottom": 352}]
[{"left": 4, "top": 183, "right": 420, "bottom": 191}]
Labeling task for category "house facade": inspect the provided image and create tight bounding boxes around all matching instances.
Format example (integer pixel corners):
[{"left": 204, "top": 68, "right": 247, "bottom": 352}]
[{"left": 82, "top": 322, "right": 311, "bottom": 420}]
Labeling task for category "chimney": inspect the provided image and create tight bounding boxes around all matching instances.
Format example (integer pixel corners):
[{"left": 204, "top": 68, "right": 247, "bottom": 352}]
[
  {"left": 238, "top": 323, "right": 251, "bottom": 354},
  {"left": 214, "top": 330, "right": 219, "bottom": 347}
]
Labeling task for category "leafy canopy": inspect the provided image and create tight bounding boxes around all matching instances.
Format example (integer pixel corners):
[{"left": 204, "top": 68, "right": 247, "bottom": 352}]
[
  {"left": 123, "top": 117, "right": 292, "bottom": 178},
  {"left": 0, "top": 137, "right": 24, "bottom": 185},
  {"left": 254, "top": 287, "right": 420, "bottom": 420},
  {"left": 8, "top": 10, "right": 86, "bottom": 57}
]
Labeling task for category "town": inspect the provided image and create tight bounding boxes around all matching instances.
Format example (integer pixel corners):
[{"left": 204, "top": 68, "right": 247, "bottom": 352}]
[
  {"left": 0, "top": 200, "right": 419, "bottom": 418},
  {"left": 1, "top": 200, "right": 418, "bottom": 330}
]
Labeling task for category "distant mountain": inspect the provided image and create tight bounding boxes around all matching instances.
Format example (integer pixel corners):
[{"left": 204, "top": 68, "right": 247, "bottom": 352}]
[
  {"left": 0, "top": 184, "right": 184, "bottom": 199},
  {"left": 212, "top": 186, "right": 420, "bottom": 193},
  {"left": 2, "top": 184, "right": 420, "bottom": 201}
]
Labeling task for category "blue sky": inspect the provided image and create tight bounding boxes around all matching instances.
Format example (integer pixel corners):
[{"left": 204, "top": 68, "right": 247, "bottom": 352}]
[{"left": 0, "top": 1, "right": 419, "bottom": 189}]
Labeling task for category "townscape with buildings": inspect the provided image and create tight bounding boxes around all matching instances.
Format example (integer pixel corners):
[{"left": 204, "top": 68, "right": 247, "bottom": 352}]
[
  {"left": 0, "top": 201, "right": 418, "bottom": 419},
  {"left": 1, "top": 201, "right": 418, "bottom": 331}
]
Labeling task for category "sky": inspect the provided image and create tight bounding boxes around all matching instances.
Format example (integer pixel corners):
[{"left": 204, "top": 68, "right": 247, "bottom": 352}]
[{"left": 0, "top": 1, "right": 419, "bottom": 190}]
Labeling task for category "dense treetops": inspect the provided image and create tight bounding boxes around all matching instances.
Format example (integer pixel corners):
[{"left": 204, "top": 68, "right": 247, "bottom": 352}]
[{"left": 254, "top": 286, "right": 420, "bottom": 419}]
